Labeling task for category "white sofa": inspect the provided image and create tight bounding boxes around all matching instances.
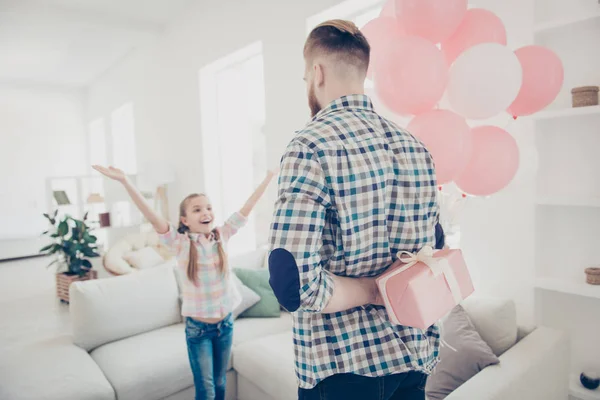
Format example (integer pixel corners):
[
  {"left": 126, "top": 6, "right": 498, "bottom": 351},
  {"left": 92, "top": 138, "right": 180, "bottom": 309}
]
[{"left": 0, "top": 248, "right": 569, "bottom": 400}]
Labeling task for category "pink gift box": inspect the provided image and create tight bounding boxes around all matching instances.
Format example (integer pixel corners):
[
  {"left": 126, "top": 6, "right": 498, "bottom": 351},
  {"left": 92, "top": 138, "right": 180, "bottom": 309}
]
[{"left": 376, "top": 247, "right": 474, "bottom": 330}]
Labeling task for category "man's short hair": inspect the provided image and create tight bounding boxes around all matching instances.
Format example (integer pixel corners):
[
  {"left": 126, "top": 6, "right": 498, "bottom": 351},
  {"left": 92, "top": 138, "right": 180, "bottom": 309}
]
[{"left": 304, "top": 19, "right": 370, "bottom": 75}]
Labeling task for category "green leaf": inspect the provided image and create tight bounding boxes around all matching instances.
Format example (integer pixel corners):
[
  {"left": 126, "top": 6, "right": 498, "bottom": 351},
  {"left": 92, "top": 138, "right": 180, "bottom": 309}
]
[
  {"left": 47, "top": 245, "right": 61, "bottom": 255},
  {"left": 50, "top": 233, "right": 60, "bottom": 238},
  {"left": 41, "top": 230, "right": 49, "bottom": 235},
  {"left": 40, "top": 244, "right": 54, "bottom": 252},
  {"left": 57, "top": 221, "right": 68, "bottom": 236},
  {"left": 42, "top": 212, "right": 56, "bottom": 225},
  {"left": 53, "top": 209, "right": 58, "bottom": 218},
  {"left": 62, "top": 242, "right": 77, "bottom": 258},
  {"left": 83, "top": 212, "right": 89, "bottom": 221},
  {"left": 82, "top": 247, "right": 100, "bottom": 258},
  {"left": 41, "top": 244, "right": 61, "bottom": 255},
  {"left": 69, "top": 259, "right": 83, "bottom": 275},
  {"left": 81, "top": 259, "right": 92, "bottom": 269}
]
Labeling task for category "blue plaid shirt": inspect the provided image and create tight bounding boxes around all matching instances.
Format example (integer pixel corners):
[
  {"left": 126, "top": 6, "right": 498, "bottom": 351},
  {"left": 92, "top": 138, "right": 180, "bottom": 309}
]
[{"left": 269, "top": 95, "right": 441, "bottom": 389}]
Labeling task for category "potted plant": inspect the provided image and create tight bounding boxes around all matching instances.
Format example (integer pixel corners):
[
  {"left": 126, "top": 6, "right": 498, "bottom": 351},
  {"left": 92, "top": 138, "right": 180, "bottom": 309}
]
[{"left": 40, "top": 210, "right": 101, "bottom": 303}]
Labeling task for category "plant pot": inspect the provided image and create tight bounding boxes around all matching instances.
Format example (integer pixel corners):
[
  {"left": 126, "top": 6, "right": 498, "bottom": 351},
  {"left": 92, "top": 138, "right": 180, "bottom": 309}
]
[{"left": 56, "top": 270, "right": 98, "bottom": 303}]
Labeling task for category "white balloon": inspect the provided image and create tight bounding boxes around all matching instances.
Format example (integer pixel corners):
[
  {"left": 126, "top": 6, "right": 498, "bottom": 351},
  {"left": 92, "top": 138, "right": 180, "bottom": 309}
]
[{"left": 448, "top": 43, "right": 522, "bottom": 120}]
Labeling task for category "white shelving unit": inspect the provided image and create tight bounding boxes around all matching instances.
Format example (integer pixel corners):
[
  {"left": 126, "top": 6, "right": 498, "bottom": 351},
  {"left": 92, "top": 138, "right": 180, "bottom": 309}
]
[
  {"left": 534, "top": 12, "right": 600, "bottom": 33},
  {"left": 536, "top": 195, "right": 600, "bottom": 208},
  {"left": 45, "top": 174, "right": 145, "bottom": 251},
  {"left": 532, "top": 2, "right": 600, "bottom": 399},
  {"left": 535, "top": 277, "right": 600, "bottom": 300},
  {"left": 45, "top": 174, "right": 142, "bottom": 225},
  {"left": 533, "top": 105, "right": 600, "bottom": 120}
]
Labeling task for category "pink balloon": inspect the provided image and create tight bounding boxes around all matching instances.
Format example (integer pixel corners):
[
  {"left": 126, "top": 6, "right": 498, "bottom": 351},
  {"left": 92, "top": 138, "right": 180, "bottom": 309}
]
[
  {"left": 394, "top": 0, "right": 468, "bottom": 44},
  {"left": 374, "top": 36, "right": 448, "bottom": 116},
  {"left": 441, "top": 9, "right": 507, "bottom": 65},
  {"left": 455, "top": 126, "right": 519, "bottom": 196},
  {"left": 380, "top": 0, "right": 395, "bottom": 17},
  {"left": 408, "top": 110, "right": 472, "bottom": 184},
  {"left": 507, "top": 46, "right": 564, "bottom": 117},
  {"left": 361, "top": 17, "right": 405, "bottom": 79}
]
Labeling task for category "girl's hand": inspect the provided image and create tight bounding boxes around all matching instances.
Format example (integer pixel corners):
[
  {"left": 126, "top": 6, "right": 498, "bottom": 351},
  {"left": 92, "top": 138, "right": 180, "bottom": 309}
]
[
  {"left": 267, "top": 167, "right": 279, "bottom": 178},
  {"left": 92, "top": 165, "right": 128, "bottom": 184}
]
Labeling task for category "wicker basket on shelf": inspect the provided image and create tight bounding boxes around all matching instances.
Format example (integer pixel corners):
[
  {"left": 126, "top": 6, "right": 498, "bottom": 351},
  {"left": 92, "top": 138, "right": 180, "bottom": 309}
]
[
  {"left": 571, "top": 86, "right": 599, "bottom": 107},
  {"left": 56, "top": 270, "right": 98, "bottom": 303},
  {"left": 585, "top": 267, "right": 600, "bottom": 285}
]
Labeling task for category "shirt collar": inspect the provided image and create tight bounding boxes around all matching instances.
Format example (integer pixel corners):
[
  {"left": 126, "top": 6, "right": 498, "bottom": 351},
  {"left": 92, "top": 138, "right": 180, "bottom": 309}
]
[
  {"left": 312, "top": 94, "right": 375, "bottom": 121},
  {"left": 189, "top": 232, "right": 216, "bottom": 244}
]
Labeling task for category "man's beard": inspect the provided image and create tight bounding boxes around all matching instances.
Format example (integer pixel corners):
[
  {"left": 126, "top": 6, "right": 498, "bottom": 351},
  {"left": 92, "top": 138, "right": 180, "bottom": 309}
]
[{"left": 308, "top": 84, "right": 321, "bottom": 118}]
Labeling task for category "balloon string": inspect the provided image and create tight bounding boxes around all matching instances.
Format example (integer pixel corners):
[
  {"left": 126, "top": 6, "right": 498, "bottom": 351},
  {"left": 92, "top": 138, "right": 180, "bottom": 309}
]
[{"left": 503, "top": 114, "right": 516, "bottom": 130}]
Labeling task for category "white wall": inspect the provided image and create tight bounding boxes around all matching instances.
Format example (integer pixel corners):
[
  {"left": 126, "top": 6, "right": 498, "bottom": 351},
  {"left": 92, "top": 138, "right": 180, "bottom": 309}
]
[
  {"left": 87, "top": 0, "right": 538, "bottom": 323},
  {"left": 87, "top": 0, "right": 345, "bottom": 223},
  {"left": 0, "top": 85, "right": 87, "bottom": 239}
]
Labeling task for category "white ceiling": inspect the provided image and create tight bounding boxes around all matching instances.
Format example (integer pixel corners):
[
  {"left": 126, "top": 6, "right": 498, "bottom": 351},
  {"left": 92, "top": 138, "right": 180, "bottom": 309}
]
[{"left": 0, "top": 0, "right": 193, "bottom": 87}]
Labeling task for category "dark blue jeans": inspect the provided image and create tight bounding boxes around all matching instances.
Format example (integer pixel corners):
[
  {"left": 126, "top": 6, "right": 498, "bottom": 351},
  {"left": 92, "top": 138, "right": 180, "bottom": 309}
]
[
  {"left": 185, "top": 314, "right": 234, "bottom": 400},
  {"left": 298, "top": 371, "right": 427, "bottom": 400}
]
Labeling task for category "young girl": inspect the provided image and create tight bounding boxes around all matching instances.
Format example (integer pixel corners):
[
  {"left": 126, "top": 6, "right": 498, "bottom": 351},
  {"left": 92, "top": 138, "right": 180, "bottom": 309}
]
[{"left": 93, "top": 164, "right": 276, "bottom": 400}]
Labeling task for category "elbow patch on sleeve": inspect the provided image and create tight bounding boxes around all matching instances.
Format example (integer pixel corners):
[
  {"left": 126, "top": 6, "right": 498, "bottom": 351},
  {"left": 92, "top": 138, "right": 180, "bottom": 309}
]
[
  {"left": 435, "top": 222, "right": 445, "bottom": 250},
  {"left": 268, "top": 248, "right": 301, "bottom": 312}
]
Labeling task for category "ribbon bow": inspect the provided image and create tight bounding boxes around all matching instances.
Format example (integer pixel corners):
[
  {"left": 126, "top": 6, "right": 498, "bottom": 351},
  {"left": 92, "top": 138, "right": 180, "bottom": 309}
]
[{"left": 395, "top": 246, "right": 462, "bottom": 305}]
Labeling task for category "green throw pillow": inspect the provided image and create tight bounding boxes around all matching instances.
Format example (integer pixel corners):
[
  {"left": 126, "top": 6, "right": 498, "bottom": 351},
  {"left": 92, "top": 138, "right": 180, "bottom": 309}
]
[{"left": 233, "top": 268, "right": 281, "bottom": 318}]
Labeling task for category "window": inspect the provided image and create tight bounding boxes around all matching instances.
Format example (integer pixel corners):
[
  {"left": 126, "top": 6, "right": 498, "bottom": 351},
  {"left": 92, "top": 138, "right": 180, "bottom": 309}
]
[
  {"left": 199, "top": 42, "right": 267, "bottom": 255},
  {"left": 89, "top": 118, "right": 107, "bottom": 170},
  {"left": 108, "top": 102, "right": 138, "bottom": 227},
  {"left": 110, "top": 102, "right": 137, "bottom": 174}
]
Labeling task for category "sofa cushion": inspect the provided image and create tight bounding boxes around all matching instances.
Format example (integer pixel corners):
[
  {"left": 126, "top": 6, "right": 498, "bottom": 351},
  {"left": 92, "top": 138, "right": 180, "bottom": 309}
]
[
  {"left": 425, "top": 305, "right": 500, "bottom": 400},
  {"left": 91, "top": 323, "right": 192, "bottom": 400},
  {"left": 233, "top": 312, "right": 292, "bottom": 347},
  {"left": 71, "top": 265, "right": 181, "bottom": 351},
  {"left": 123, "top": 247, "right": 165, "bottom": 269},
  {"left": 461, "top": 296, "right": 518, "bottom": 356},
  {"left": 234, "top": 268, "right": 280, "bottom": 318},
  {"left": 103, "top": 231, "right": 171, "bottom": 275},
  {"left": 234, "top": 331, "right": 297, "bottom": 400},
  {"left": 238, "top": 375, "right": 282, "bottom": 400},
  {"left": 232, "top": 273, "right": 261, "bottom": 319},
  {"left": 0, "top": 336, "right": 115, "bottom": 400}
]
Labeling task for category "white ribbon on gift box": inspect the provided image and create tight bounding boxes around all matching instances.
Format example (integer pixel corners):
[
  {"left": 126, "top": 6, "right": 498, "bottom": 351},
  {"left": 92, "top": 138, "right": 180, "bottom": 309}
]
[
  {"left": 378, "top": 245, "right": 462, "bottom": 352},
  {"left": 394, "top": 246, "right": 463, "bottom": 305},
  {"left": 378, "top": 246, "right": 463, "bottom": 325}
]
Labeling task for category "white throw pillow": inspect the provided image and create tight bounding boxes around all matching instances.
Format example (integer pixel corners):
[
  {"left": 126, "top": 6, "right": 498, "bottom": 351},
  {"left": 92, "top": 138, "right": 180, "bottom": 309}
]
[
  {"left": 461, "top": 296, "right": 518, "bottom": 356},
  {"left": 123, "top": 247, "right": 164, "bottom": 270},
  {"left": 232, "top": 273, "right": 261, "bottom": 319}
]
